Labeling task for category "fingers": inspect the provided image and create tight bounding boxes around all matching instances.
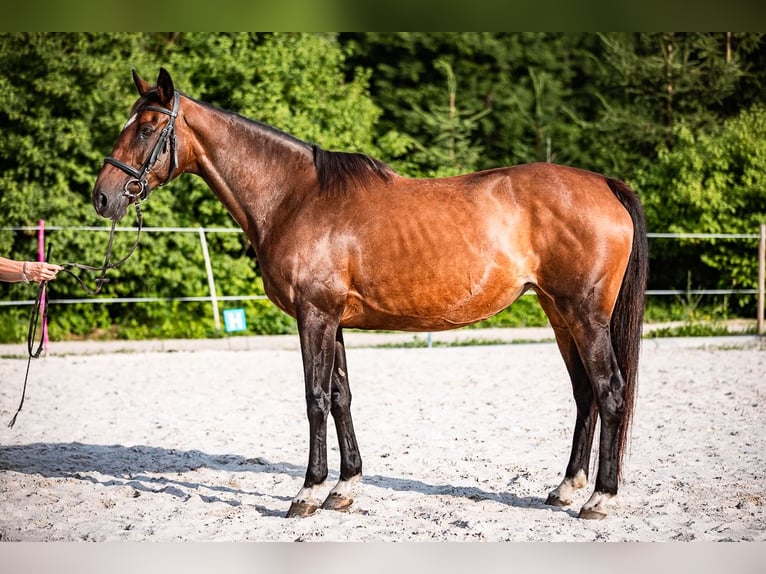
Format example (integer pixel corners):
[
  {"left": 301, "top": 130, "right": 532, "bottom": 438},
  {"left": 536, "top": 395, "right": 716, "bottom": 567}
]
[{"left": 29, "top": 261, "right": 64, "bottom": 283}]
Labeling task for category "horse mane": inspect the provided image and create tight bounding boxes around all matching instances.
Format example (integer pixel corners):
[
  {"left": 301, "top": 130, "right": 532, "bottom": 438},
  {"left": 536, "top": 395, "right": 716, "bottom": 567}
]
[{"left": 312, "top": 145, "right": 395, "bottom": 194}]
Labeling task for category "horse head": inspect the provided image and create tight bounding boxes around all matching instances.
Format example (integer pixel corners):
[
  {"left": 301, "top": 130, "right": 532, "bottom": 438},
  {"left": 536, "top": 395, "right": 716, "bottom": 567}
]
[{"left": 92, "top": 68, "right": 180, "bottom": 221}]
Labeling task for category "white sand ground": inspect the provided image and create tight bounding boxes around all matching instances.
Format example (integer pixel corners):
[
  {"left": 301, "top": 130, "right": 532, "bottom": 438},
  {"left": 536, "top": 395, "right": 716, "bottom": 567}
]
[{"left": 0, "top": 329, "right": 764, "bottom": 542}]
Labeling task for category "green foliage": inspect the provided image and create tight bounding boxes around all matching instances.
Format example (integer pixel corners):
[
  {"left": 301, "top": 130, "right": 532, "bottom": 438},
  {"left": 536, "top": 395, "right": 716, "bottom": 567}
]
[
  {"left": 161, "top": 33, "right": 389, "bottom": 152},
  {"left": 645, "top": 322, "right": 752, "bottom": 339},
  {"left": 472, "top": 296, "right": 549, "bottom": 329},
  {"left": 635, "top": 104, "right": 766, "bottom": 311},
  {"left": 341, "top": 32, "right": 598, "bottom": 173},
  {"left": 407, "top": 59, "right": 491, "bottom": 177},
  {"left": 0, "top": 306, "right": 29, "bottom": 343},
  {"left": 587, "top": 33, "right": 741, "bottom": 171}
]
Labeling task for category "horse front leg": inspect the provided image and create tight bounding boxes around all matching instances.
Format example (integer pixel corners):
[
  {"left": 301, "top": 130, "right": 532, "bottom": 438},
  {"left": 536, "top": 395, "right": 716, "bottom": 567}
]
[
  {"left": 322, "top": 328, "right": 363, "bottom": 511},
  {"left": 287, "top": 305, "right": 339, "bottom": 518}
]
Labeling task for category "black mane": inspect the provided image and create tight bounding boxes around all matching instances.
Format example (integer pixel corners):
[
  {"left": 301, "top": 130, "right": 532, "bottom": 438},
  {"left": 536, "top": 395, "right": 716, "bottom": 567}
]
[{"left": 312, "top": 145, "right": 394, "bottom": 194}]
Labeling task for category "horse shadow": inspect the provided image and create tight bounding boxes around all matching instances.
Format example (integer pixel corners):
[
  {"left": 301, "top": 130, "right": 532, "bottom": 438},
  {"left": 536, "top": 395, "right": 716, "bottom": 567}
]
[{"left": 0, "top": 442, "right": 572, "bottom": 517}]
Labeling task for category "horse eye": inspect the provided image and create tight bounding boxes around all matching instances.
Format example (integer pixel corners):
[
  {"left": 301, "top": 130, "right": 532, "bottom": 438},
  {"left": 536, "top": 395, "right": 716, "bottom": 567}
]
[{"left": 138, "top": 125, "right": 155, "bottom": 139}]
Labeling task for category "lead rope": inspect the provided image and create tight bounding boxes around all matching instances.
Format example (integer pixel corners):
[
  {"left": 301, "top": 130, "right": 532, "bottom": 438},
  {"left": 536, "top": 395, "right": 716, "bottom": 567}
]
[{"left": 7, "top": 201, "right": 143, "bottom": 428}]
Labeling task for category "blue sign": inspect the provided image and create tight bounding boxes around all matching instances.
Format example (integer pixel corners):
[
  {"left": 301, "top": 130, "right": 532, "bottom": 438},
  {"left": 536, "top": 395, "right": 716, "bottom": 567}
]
[{"left": 223, "top": 308, "right": 247, "bottom": 332}]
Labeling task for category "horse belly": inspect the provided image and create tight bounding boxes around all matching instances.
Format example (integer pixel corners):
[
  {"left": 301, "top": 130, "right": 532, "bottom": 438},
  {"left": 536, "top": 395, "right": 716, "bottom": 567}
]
[{"left": 341, "top": 239, "right": 530, "bottom": 331}]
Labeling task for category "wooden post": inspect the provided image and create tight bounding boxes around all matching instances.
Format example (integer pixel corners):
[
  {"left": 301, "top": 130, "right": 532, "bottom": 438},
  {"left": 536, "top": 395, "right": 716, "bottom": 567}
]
[
  {"left": 198, "top": 228, "right": 221, "bottom": 331},
  {"left": 758, "top": 223, "right": 765, "bottom": 336}
]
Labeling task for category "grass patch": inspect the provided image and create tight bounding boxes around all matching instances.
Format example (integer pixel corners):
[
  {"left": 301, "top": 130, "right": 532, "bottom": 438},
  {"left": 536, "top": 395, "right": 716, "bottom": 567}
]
[{"left": 645, "top": 321, "right": 757, "bottom": 338}]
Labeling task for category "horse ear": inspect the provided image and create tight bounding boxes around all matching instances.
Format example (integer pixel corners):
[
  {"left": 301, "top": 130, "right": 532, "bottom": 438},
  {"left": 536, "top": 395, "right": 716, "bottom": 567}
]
[
  {"left": 156, "top": 68, "right": 175, "bottom": 106},
  {"left": 132, "top": 69, "right": 151, "bottom": 96}
]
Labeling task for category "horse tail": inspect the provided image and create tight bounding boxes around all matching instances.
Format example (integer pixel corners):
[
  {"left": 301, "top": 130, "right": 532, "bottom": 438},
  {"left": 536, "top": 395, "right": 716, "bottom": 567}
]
[{"left": 606, "top": 177, "right": 648, "bottom": 476}]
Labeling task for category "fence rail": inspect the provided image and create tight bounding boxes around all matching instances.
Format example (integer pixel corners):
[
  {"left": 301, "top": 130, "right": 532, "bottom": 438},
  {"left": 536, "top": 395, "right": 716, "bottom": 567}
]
[{"left": 3, "top": 224, "right": 765, "bottom": 334}]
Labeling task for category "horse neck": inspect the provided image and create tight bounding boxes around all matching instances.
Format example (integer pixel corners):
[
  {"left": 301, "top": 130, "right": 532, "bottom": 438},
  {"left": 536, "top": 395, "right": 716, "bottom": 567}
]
[{"left": 181, "top": 96, "right": 315, "bottom": 244}]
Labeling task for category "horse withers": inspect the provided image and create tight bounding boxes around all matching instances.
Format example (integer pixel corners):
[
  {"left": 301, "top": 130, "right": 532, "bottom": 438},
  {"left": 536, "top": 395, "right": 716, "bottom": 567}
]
[{"left": 92, "top": 68, "right": 648, "bottom": 520}]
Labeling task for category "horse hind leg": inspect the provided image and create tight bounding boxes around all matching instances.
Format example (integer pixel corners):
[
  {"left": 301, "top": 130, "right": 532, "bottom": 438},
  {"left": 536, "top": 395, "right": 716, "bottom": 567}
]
[
  {"left": 322, "top": 328, "right": 363, "bottom": 511},
  {"left": 545, "top": 329, "right": 598, "bottom": 508},
  {"left": 538, "top": 296, "right": 598, "bottom": 508},
  {"left": 567, "top": 318, "right": 627, "bottom": 520}
]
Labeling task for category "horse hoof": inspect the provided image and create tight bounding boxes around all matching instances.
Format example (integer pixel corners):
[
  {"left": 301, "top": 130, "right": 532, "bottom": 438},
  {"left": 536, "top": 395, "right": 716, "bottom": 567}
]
[
  {"left": 545, "top": 493, "right": 571, "bottom": 507},
  {"left": 286, "top": 501, "right": 319, "bottom": 518},
  {"left": 322, "top": 493, "right": 353, "bottom": 512},
  {"left": 578, "top": 507, "right": 607, "bottom": 520}
]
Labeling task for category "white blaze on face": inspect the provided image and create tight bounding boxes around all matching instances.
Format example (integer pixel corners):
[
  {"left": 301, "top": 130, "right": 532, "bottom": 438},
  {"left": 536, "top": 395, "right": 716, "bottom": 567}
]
[{"left": 123, "top": 114, "right": 138, "bottom": 130}]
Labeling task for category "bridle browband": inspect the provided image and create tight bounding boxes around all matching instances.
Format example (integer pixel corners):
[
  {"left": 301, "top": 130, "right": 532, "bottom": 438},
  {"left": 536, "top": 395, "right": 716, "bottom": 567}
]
[{"left": 103, "top": 90, "right": 180, "bottom": 201}]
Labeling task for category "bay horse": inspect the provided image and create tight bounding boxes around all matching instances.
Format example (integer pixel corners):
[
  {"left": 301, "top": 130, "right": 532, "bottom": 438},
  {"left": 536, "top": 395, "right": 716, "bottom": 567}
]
[{"left": 92, "top": 68, "right": 648, "bottom": 520}]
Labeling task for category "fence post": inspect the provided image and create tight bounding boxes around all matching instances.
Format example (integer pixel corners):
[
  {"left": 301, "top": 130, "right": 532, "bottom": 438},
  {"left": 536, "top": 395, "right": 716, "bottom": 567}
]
[
  {"left": 758, "top": 223, "right": 765, "bottom": 336},
  {"left": 198, "top": 228, "right": 221, "bottom": 331}
]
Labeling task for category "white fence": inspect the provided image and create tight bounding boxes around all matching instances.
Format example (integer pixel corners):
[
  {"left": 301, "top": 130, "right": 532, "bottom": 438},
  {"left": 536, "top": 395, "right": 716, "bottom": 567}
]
[{"left": 2, "top": 223, "right": 765, "bottom": 334}]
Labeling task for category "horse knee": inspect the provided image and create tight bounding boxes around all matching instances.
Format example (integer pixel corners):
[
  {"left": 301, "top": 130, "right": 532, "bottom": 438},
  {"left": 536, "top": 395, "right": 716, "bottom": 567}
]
[{"left": 306, "top": 389, "right": 331, "bottom": 419}]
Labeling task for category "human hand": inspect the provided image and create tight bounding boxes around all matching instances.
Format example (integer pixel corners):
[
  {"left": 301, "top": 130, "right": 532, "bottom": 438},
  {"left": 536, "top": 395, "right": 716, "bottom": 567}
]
[{"left": 24, "top": 261, "right": 64, "bottom": 283}]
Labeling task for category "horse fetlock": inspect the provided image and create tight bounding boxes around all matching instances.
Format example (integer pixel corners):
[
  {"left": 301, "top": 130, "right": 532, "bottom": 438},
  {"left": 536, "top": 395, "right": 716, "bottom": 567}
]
[{"left": 546, "top": 469, "right": 587, "bottom": 507}]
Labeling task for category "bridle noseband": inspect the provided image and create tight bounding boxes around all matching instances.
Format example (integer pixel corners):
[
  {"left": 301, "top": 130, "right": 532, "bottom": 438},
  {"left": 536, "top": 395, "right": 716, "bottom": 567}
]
[{"left": 103, "top": 90, "right": 180, "bottom": 201}]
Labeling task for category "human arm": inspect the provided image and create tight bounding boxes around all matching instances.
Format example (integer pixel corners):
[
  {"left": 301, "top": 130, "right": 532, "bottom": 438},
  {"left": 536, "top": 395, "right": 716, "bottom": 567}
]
[{"left": 0, "top": 257, "right": 63, "bottom": 283}]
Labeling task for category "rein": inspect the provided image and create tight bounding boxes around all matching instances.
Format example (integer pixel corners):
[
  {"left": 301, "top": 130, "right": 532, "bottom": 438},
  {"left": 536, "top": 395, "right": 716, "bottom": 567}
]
[
  {"left": 7, "top": 245, "right": 52, "bottom": 428},
  {"left": 59, "top": 200, "right": 143, "bottom": 295}
]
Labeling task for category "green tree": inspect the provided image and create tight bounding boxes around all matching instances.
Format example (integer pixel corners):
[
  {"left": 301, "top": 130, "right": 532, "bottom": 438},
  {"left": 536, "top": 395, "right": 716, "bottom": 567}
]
[
  {"left": 635, "top": 104, "right": 766, "bottom": 310},
  {"left": 583, "top": 33, "right": 751, "bottom": 174},
  {"left": 0, "top": 33, "right": 153, "bottom": 340},
  {"left": 5, "top": 32, "right": 766, "bottom": 341},
  {"left": 407, "top": 59, "right": 490, "bottom": 176},
  {"left": 341, "top": 33, "right": 602, "bottom": 173}
]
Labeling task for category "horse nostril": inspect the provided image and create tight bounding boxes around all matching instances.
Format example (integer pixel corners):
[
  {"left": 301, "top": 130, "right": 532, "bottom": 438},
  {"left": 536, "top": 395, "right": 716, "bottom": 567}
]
[{"left": 94, "top": 190, "right": 110, "bottom": 216}]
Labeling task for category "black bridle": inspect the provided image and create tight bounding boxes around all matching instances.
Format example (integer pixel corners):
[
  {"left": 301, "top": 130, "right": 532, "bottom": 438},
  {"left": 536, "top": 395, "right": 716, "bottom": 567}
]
[{"left": 103, "top": 90, "right": 180, "bottom": 201}]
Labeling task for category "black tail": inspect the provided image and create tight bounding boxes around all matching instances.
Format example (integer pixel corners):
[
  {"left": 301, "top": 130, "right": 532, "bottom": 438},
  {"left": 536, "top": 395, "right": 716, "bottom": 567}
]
[{"left": 606, "top": 177, "right": 648, "bottom": 476}]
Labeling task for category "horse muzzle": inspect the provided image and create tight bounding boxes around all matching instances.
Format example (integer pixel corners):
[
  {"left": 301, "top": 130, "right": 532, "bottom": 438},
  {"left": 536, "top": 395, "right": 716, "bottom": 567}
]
[{"left": 93, "top": 186, "right": 130, "bottom": 221}]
